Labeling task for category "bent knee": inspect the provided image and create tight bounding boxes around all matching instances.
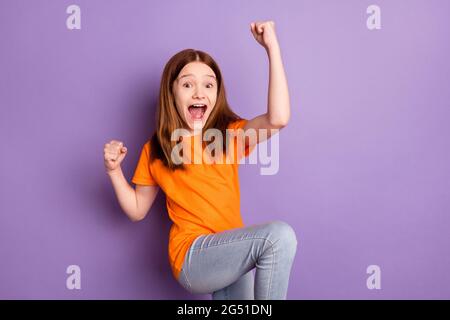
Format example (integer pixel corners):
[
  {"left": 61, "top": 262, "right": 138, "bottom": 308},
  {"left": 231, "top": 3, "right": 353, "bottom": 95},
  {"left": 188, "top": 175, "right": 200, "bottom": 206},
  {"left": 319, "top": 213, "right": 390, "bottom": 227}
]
[{"left": 266, "top": 220, "right": 298, "bottom": 249}]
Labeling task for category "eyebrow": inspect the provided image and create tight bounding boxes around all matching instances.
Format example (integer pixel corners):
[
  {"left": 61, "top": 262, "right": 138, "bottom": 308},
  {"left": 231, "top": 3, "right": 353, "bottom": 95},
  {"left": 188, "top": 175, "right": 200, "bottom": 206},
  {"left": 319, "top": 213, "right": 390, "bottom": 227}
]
[{"left": 178, "top": 73, "right": 216, "bottom": 81}]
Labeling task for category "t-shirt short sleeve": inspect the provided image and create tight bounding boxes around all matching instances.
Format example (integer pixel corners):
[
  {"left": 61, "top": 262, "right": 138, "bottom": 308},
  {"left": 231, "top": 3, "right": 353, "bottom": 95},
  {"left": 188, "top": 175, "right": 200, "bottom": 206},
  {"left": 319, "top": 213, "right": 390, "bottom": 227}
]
[
  {"left": 131, "top": 141, "right": 158, "bottom": 186},
  {"left": 228, "top": 118, "right": 256, "bottom": 158}
]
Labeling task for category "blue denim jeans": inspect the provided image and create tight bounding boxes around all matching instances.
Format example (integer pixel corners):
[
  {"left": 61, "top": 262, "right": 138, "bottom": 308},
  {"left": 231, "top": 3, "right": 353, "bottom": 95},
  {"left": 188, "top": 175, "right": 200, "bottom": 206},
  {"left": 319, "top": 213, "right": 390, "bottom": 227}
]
[{"left": 177, "top": 220, "right": 298, "bottom": 300}]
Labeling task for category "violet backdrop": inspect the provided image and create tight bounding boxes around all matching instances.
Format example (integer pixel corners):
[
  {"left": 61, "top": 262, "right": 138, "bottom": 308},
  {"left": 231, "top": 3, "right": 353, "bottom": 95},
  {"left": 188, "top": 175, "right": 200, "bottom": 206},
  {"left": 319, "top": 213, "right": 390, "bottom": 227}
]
[{"left": 1, "top": 0, "right": 449, "bottom": 299}]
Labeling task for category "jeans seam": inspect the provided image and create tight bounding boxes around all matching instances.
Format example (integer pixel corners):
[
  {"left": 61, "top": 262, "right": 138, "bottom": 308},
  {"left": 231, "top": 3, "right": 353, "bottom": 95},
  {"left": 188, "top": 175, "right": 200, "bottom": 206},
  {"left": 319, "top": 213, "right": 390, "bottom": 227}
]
[
  {"left": 267, "top": 243, "right": 275, "bottom": 300},
  {"left": 182, "top": 268, "right": 193, "bottom": 291},
  {"left": 191, "top": 236, "right": 275, "bottom": 252},
  {"left": 182, "top": 234, "right": 204, "bottom": 292}
]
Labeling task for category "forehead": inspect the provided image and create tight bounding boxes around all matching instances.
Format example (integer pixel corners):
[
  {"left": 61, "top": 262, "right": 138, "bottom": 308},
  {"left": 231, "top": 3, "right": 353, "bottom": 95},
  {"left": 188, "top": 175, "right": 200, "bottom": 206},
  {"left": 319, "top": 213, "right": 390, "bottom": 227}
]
[{"left": 177, "top": 62, "right": 216, "bottom": 80}]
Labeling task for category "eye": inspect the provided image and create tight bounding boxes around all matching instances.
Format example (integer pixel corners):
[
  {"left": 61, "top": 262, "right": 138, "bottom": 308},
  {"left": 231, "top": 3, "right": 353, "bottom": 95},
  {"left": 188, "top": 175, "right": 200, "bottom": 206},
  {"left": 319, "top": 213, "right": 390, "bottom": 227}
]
[
  {"left": 183, "top": 82, "right": 192, "bottom": 88},
  {"left": 206, "top": 83, "right": 214, "bottom": 88}
]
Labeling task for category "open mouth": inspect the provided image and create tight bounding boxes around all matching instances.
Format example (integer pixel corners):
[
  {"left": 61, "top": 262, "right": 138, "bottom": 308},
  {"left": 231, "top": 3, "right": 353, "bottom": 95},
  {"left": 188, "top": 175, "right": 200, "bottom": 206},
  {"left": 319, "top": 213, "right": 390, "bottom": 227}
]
[{"left": 188, "top": 104, "right": 207, "bottom": 120}]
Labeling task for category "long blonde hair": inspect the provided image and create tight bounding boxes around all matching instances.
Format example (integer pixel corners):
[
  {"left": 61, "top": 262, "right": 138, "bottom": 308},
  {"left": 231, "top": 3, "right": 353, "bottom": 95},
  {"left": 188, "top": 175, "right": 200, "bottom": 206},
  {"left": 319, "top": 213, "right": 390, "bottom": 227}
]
[{"left": 150, "top": 49, "right": 241, "bottom": 170}]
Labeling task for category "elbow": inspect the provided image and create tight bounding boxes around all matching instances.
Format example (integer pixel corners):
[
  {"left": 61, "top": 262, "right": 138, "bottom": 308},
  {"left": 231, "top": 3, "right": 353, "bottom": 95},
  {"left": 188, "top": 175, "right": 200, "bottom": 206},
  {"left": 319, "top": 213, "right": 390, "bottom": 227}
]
[
  {"left": 268, "top": 107, "right": 290, "bottom": 128},
  {"left": 129, "top": 212, "right": 145, "bottom": 222},
  {"left": 269, "top": 115, "right": 290, "bottom": 129}
]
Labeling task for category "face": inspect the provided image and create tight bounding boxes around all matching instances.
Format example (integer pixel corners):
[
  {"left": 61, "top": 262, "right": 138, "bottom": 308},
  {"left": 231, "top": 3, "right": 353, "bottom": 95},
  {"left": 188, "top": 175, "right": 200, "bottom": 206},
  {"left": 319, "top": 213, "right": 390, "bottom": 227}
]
[{"left": 172, "top": 62, "right": 218, "bottom": 133}]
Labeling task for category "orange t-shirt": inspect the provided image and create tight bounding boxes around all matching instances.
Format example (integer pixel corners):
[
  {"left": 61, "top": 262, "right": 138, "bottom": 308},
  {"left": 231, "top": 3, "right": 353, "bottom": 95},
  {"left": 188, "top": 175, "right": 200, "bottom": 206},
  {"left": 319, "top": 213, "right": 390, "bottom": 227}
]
[{"left": 131, "top": 119, "right": 254, "bottom": 280}]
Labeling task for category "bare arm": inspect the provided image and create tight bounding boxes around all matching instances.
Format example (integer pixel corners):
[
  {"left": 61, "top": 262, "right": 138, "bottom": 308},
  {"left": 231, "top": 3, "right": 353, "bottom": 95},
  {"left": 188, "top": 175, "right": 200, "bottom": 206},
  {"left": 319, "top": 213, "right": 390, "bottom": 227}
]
[
  {"left": 107, "top": 168, "right": 159, "bottom": 222},
  {"left": 104, "top": 140, "right": 159, "bottom": 222},
  {"left": 245, "top": 21, "right": 291, "bottom": 145}
]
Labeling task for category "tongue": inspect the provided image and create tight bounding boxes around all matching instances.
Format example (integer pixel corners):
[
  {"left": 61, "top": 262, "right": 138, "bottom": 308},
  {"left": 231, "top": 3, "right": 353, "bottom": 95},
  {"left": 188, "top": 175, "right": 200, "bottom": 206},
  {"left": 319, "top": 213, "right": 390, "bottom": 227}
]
[{"left": 189, "top": 107, "right": 204, "bottom": 119}]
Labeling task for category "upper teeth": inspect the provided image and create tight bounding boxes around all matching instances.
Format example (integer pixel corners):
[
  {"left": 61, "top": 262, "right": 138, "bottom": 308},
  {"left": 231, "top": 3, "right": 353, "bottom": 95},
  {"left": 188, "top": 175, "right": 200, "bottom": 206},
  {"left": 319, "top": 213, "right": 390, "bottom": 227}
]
[{"left": 191, "top": 104, "right": 206, "bottom": 107}]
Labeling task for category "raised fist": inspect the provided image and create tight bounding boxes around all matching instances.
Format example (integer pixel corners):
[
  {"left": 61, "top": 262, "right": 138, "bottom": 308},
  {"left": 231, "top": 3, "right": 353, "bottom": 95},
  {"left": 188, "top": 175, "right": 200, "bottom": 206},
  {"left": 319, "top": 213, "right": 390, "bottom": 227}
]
[{"left": 104, "top": 140, "right": 128, "bottom": 173}]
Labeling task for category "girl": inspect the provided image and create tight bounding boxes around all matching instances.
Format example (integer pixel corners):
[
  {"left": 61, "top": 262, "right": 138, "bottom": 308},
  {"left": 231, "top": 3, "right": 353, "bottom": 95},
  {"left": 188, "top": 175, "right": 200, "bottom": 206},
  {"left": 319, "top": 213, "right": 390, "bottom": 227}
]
[{"left": 103, "top": 21, "right": 297, "bottom": 300}]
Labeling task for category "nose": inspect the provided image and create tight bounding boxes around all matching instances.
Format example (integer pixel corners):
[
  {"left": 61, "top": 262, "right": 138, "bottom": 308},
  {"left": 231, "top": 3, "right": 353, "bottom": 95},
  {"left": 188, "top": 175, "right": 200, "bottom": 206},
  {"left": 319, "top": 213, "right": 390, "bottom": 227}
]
[{"left": 193, "top": 86, "right": 206, "bottom": 99}]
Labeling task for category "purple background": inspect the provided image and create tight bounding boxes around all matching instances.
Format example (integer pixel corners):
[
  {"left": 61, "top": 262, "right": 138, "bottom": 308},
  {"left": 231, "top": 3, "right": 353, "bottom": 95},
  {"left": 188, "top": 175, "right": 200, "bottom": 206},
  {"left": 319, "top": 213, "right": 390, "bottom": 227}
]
[{"left": 1, "top": 0, "right": 449, "bottom": 299}]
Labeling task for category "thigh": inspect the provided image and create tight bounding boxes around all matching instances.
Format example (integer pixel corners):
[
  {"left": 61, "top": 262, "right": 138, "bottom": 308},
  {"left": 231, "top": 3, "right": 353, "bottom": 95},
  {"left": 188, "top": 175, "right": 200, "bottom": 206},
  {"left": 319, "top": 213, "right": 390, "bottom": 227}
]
[
  {"left": 178, "top": 222, "right": 279, "bottom": 294},
  {"left": 212, "top": 269, "right": 255, "bottom": 300}
]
